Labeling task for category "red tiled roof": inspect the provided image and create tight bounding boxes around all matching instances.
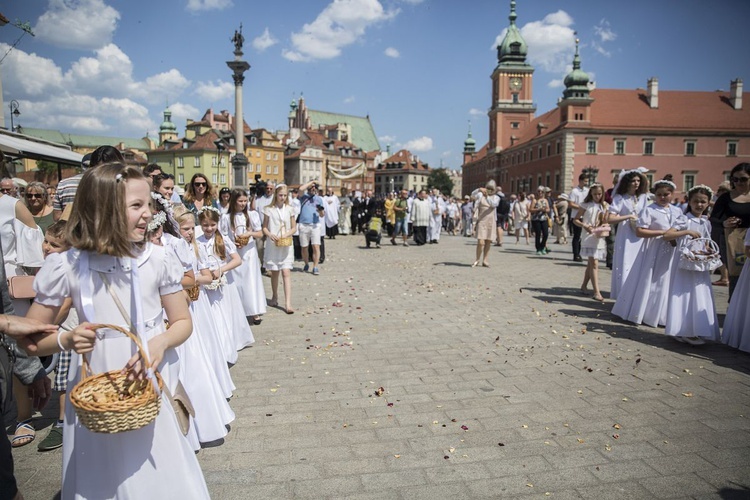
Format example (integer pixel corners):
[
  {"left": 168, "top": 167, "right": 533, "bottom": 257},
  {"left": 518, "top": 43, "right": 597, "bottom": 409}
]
[{"left": 378, "top": 149, "right": 430, "bottom": 172}]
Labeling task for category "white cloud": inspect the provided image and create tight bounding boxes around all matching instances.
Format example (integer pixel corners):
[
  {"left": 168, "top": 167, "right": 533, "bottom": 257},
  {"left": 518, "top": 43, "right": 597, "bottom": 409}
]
[
  {"left": 35, "top": 0, "right": 120, "bottom": 50},
  {"left": 384, "top": 47, "right": 400, "bottom": 58},
  {"left": 401, "top": 136, "right": 433, "bottom": 152},
  {"left": 253, "top": 28, "right": 278, "bottom": 51},
  {"left": 469, "top": 108, "right": 484, "bottom": 116},
  {"left": 0, "top": 43, "right": 64, "bottom": 97},
  {"left": 283, "top": 0, "right": 400, "bottom": 62},
  {"left": 379, "top": 135, "right": 396, "bottom": 144},
  {"left": 167, "top": 102, "right": 200, "bottom": 125},
  {"left": 194, "top": 81, "right": 234, "bottom": 101},
  {"left": 186, "top": 0, "right": 232, "bottom": 12},
  {"left": 492, "top": 10, "right": 576, "bottom": 74},
  {"left": 343, "top": 96, "right": 356, "bottom": 104},
  {"left": 547, "top": 78, "right": 564, "bottom": 89},
  {"left": 594, "top": 19, "right": 616, "bottom": 42},
  {"left": 441, "top": 150, "right": 452, "bottom": 157},
  {"left": 142, "top": 70, "right": 191, "bottom": 103}
]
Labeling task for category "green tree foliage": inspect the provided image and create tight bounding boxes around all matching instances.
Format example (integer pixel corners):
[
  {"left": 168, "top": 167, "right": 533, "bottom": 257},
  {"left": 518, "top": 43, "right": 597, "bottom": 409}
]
[
  {"left": 36, "top": 160, "right": 59, "bottom": 175},
  {"left": 427, "top": 168, "right": 454, "bottom": 195}
]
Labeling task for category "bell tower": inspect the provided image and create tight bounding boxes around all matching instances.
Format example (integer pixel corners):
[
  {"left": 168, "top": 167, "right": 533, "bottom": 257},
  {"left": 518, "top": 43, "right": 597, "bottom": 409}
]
[{"left": 488, "top": 0, "right": 536, "bottom": 152}]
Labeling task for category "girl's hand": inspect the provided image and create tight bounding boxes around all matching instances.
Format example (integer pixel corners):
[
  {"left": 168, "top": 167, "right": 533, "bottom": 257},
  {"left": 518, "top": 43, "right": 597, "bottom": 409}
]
[
  {"left": 268, "top": 234, "right": 279, "bottom": 243},
  {"left": 687, "top": 230, "right": 702, "bottom": 239},
  {"left": 122, "top": 334, "right": 169, "bottom": 380},
  {"left": 66, "top": 323, "right": 97, "bottom": 354}
]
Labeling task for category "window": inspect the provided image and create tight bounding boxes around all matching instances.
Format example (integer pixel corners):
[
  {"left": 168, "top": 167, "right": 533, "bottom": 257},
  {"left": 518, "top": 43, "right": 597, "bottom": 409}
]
[
  {"left": 539, "top": 146, "right": 543, "bottom": 159},
  {"left": 683, "top": 173, "right": 696, "bottom": 192},
  {"left": 266, "top": 165, "right": 271, "bottom": 174},
  {"left": 220, "top": 174, "right": 226, "bottom": 184},
  {"left": 194, "top": 156, "right": 201, "bottom": 167},
  {"left": 685, "top": 141, "right": 696, "bottom": 156},
  {"left": 511, "top": 122, "right": 520, "bottom": 129},
  {"left": 273, "top": 166, "right": 278, "bottom": 175},
  {"left": 256, "top": 164, "right": 261, "bottom": 173},
  {"left": 220, "top": 157, "right": 226, "bottom": 167},
  {"left": 728, "top": 141, "right": 738, "bottom": 156},
  {"left": 212, "top": 156, "right": 218, "bottom": 166},
  {"left": 643, "top": 140, "right": 654, "bottom": 155},
  {"left": 177, "top": 157, "right": 184, "bottom": 168},
  {"left": 587, "top": 139, "right": 597, "bottom": 154},
  {"left": 555, "top": 173, "right": 560, "bottom": 192},
  {"left": 211, "top": 173, "right": 217, "bottom": 183},
  {"left": 178, "top": 173, "right": 184, "bottom": 184},
  {"left": 250, "top": 137, "right": 257, "bottom": 145},
  {"left": 266, "top": 153, "right": 271, "bottom": 160},
  {"left": 256, "top": 151, "right": 261, "bottom": 158},
  {"left": 546, "top": 144, "right": 551, "bottom": 157},
  {"left": 512, "top": 93, "right": 519, "bottom": 104},
  {"left": 529, "top": 149, "right": 533, "bottom": 161},
  {"left": 273, "top": 153, "right": 278, "bottom": 160},
  {"left": 615, "top": 140, "right": 625, "bottom": 155},
  {"left": 545, "top": 173, "right": 551, "bottom": 188},
  {"left": 646, "top": 173, "right": 654, "bottom": 187},
  {"left": 556, "top": 142, "right": 561, "bottom": 154}
]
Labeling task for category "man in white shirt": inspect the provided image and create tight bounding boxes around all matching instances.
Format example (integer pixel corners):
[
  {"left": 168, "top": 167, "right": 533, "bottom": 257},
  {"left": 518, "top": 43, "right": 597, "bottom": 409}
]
[
  {"left": 428, "top": 189, "right": 445, "bottom": 244},
  {"left": 323, "top": 187, "right": 341, "bottom": 239},
  {"left": 568, "top": 173, "right": 590, "bottom": 262}
]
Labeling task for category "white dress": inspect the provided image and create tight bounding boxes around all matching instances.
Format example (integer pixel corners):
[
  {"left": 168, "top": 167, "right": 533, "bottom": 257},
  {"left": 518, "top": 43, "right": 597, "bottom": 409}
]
[
  {"left": 580, "top": 202, "right": 607, "bottom": 261},
  {"left": 722, "top": 229, "right": 750, "bottom": 352},
  {"left": 188, "top": 245, "right": 235, "bottom": 398},
  {"left": 612, "top": 203, "right": 684, "bottom": 327},
  {"left": 664, "top": 214, "right": 720, "bottom": 340},
  {"left": 220, "top": 211, "right": 267, "bottom": 317},
  {"left": 263, "top": 204, "right": 294, "bottom": 271},
  {"left": 0, "top": 194, "right": 44, "bottom": 315},
  {"left": 162, "top": 233, "right": 235, "bottom": 444},
  {"left": 33, "top": 245, "right": 210, "bottom": 500},
  {"left": 197, "top": 234, "right": 255, "bottom": 358},
  {"left": 609, "top": 194, "right": 648, "bottom": 300}
]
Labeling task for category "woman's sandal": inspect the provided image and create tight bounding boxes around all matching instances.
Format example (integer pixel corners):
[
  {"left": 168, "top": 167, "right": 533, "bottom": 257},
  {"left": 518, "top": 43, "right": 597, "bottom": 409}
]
[
  {"left": 471, "top": 261, "right": 479, "bottom": 268},
  {"left": 11, "top": 419, "right": 35, "bottom": 448},
  {"left": 592, "top": 294, "right": 605, "bottom": 302}
]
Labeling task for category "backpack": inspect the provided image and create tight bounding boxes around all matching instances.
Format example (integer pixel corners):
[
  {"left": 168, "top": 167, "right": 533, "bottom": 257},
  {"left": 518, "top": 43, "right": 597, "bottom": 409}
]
[{"left": 496, "top": 196, "right": 510, "bottom": 217}]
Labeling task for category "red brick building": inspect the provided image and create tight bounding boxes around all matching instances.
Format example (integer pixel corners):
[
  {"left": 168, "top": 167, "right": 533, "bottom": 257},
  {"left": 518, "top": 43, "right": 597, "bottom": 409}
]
[{"left": 462, "top": 2, "right": 750, "bottom": 198}]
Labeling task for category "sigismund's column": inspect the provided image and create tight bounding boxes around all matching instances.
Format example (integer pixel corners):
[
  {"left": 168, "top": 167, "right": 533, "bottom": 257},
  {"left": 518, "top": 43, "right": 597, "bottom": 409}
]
[{"left": 227, "top": 24, "right": 250, "bottom": 188}]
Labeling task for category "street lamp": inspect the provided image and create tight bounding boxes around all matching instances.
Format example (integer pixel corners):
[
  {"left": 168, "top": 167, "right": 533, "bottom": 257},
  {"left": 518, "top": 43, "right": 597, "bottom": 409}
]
[
  {"left": 9, "top": 100, "right": 20, "bottom": 132},
  {"left": 582, "top": 166, "right": 599, "bottom": 187},
  {"left": 215, "top": 140, "right": 225, "bottom": 187}
]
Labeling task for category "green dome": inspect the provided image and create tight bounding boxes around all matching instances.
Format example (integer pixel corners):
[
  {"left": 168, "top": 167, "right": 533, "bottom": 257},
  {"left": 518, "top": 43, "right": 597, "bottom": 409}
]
[
  {"left": 160, "top": 108, "right": 177, "bottom": 133},
  {"left": 563, "top": 40, "right": 591, "bottom": 99},
  {"left": 464, "top": 136, "right": 476, "bottom": 147},
  {"left": 497, "top": 0, "right": 528, "bottom": 65}
]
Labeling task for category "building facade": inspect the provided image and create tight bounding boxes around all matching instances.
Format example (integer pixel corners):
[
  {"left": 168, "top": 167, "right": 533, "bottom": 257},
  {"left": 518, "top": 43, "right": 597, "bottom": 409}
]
[
  {"left": 375, "top": 149, "right": 431, "bottom": 194},
  {"left": 462, "top": 2, "right": 750, "bottom": 197}
]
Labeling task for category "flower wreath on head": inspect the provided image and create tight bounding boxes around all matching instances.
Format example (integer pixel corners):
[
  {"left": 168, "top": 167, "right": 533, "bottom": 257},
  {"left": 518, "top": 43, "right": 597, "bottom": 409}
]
[
  {"left": 150, "top": 191, "right": 179, "bottom": 230},
  {"left": 147, "top": 211, "right": 167, "bottom": 232},
  {"left": 197, "top": 205, "right": 221, "bottom": 215},
  {"left": 653, "top": 179, "right": 677, "bottom": 190},
  {"left": 688, "top": 184, "right": 714, "bottom": 199}
]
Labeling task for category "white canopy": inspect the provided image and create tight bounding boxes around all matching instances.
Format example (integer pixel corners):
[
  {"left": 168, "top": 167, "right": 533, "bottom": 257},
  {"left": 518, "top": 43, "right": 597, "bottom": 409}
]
[{"left": 0, "top": 130, "right": 83, "bottom": 166}]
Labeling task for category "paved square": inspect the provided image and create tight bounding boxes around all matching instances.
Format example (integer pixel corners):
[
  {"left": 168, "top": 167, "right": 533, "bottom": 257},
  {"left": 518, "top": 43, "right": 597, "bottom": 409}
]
[{"left": 10, "top": 234, "right": 750, "bottom": 499}]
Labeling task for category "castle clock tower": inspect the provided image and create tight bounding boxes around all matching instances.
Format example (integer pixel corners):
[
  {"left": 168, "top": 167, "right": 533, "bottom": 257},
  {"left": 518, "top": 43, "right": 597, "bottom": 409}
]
[{"left": 489, "top": 0, "right": 536, "bottom": 152}]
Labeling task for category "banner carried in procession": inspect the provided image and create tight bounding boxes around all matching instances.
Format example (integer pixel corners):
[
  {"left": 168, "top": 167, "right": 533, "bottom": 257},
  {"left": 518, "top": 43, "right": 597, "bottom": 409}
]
[{"left": 327, "top": 162, "right": 366, "bottom": 180}]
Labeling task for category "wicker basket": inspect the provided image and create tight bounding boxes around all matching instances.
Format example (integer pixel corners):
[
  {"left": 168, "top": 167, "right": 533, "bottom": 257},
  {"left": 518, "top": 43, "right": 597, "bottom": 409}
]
[
  {"left": 69, "top": 324, "right": 163, "bottom": 434},
  {"left": 186, "top": 285, "right": 200, "bottom": 301},
  {"left": 679, "top": 237, "right": 722, "bottom": 272},
  {"left": 235, "top": 233, "right": 251, "bottom": 248},
  {"left": 275, "top": 226, "right": 292, "bottom": 247}
]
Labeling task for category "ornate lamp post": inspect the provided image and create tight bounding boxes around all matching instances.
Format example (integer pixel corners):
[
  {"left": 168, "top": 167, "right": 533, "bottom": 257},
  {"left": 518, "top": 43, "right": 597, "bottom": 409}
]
[
  {"left": 582, "top": 166, "right": 599, "bottom": 186},
  {"left": 227, "top": 24, "right": 250, "bottom": 188},
  {"left": 9, "top": 100, "right": 20, "bottom": 132}
]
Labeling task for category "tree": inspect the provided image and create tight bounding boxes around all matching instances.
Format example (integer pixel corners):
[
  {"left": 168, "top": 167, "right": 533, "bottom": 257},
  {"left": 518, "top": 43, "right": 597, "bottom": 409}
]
[{"left": 427, "top": 168, "right": 454, "bottom": 195}]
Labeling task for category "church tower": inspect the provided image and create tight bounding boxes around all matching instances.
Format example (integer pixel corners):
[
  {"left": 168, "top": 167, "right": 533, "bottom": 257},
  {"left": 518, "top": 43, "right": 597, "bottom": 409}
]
[
  {"left": 463, "top": 121, "right": 476, "bottom": 164},
  {"left": 559, "top": 39, "right": 593, "bottom": 124},
  {"left": 158, "top": 107, "right": 178, "bottom": 145},
  {"left": 488, "top": 0, "right": 536, "bottom": 152}
]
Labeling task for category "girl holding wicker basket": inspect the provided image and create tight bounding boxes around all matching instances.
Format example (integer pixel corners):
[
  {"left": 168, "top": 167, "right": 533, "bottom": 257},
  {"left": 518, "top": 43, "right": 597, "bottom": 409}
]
[
  {"left": 220, "top": 188, "right": 266, "bottom": 325},
  {"left": 21, "top": 163, "right": 210, "bottom": 499},
  {"left": 663, "top": 185, "right": 720, "bottom": 345},
  {"left": 262, "top": 184, "right": 297, "bottom": 314},
  {"left": 197, "top": 206, "right": 254, "bottom": 363}
]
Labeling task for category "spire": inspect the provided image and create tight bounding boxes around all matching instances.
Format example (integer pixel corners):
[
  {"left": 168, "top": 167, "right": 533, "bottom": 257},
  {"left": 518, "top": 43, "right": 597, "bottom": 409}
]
[
  {"left": 497, "top": 0, "right": 528, "bottom": 66},
  {"left": 464, "top": 120, "right": 476, "bottom": 153},
  {"left": 563, "top": 38, "right": 591, "bottom": 100}
]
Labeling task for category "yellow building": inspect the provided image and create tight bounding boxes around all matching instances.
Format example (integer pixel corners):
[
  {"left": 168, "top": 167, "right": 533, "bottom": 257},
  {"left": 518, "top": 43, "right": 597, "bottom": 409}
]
[{"left": 246, "top": 128, "right": 285, "bottom": 187}]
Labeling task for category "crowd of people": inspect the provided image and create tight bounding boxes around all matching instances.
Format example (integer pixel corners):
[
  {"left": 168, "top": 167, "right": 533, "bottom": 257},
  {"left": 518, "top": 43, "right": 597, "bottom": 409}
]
[{"left": 1, "top": 148, "right": 749, "bottom": 498}]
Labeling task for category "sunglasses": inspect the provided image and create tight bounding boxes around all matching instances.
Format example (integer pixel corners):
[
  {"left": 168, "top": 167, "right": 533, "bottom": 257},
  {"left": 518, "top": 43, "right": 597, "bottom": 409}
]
[
  {"left": 193, "top": 182, "right": 207, "bottom": 187},
  {"left": 0, "top": 188, "right": 12, "bottom": 194},
  {"left": 26, "top": 193, "right": 44, "bottom": 199},
  {"left": 731, "top": 176, "right": 749, "bottom": 184}
]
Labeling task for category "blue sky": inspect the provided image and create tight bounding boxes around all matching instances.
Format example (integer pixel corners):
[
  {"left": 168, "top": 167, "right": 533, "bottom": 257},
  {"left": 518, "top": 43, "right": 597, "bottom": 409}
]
[{"left": 1, "top": 0, "right": 748, "bottom": 170}]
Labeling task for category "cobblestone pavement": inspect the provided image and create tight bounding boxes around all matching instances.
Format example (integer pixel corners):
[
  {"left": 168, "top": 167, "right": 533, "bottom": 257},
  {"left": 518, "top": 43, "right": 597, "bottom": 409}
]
[{"left": 10, "top": 233, "right": 750, "bottom": 499}]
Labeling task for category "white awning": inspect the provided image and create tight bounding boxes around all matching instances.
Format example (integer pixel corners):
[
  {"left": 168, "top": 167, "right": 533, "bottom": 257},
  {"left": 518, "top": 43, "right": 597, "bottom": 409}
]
[{"left": 0, "top": 130, "right": 82, "bottom": 166}]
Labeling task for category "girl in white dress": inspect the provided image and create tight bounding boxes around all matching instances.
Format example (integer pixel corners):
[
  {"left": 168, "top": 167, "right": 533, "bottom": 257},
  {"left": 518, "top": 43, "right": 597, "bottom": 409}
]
[
  {"left": 607, "top": 170, "right": 650, "bottom": 300},
  {"left": 612, "top": 180, "right": 685, "bottom": 327},
  {"left": 174, "top": 206, "right": 235, "bottom": 398},
  {"left": 722, "top": 228, "right": 750, "bottom": 352},
  {"left": 197, "top": 207, "right": 255, "bottom": 359},
  {"left": 573, "top": 184, "right": 609, "bottom": 302},
  {"left": 664, "top": 186, "right": 720, "bottom": 345},
  {"left": 512, "top": 192, "right": 530, "bottom": 244},
  {"left": 220, "top": 189, "right": 266, "bottom": 325},
  {"left": 23, "top": 163, "right": 209, "bottom": 499},
  {"left": 262, "top": 184, "right": 297, "bottom": 314},
  {"left": 151, "top": 197, "right": 235, "bottom": 445}
]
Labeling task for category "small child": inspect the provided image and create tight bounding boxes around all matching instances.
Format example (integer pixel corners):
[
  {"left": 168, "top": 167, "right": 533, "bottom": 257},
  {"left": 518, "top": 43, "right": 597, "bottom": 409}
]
[
  {"left": 36, "top": 220, "right": 75, "bottom": 452},
  {"left": 574, "top": 183, "right": 609, "bottom": 301},
  {"left": 722, "top": 228, "right": 750, "bottom": 352},
  {"left": 365, "top": 209, "right": 383, "bottom": 248},
  {"left": 663, "top": 185, "right": 720, "bottom": 345}
]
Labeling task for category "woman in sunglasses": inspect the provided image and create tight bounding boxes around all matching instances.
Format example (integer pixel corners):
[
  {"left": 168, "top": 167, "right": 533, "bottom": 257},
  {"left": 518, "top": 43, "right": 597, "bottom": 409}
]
[
  {"left": 711, "top": 162, "right": 750, "bottom": 298},
  {"left": 183, "top": 173, "right": 219, "bottom": 221},
  {"left": 23, "top": 181, "right": 55, "bottom": 235}
]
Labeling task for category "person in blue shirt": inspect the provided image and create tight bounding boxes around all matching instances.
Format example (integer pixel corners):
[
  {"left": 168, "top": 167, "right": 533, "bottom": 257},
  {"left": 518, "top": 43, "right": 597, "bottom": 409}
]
[{"left": 297, "top": 180, "right": 325, "bottom": 275}]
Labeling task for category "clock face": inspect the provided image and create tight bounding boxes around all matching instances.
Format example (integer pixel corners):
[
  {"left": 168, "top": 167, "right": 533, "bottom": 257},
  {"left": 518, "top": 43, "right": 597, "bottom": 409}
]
[{"left": 509, "top": 77, "right": 522, "bottom": 91}]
